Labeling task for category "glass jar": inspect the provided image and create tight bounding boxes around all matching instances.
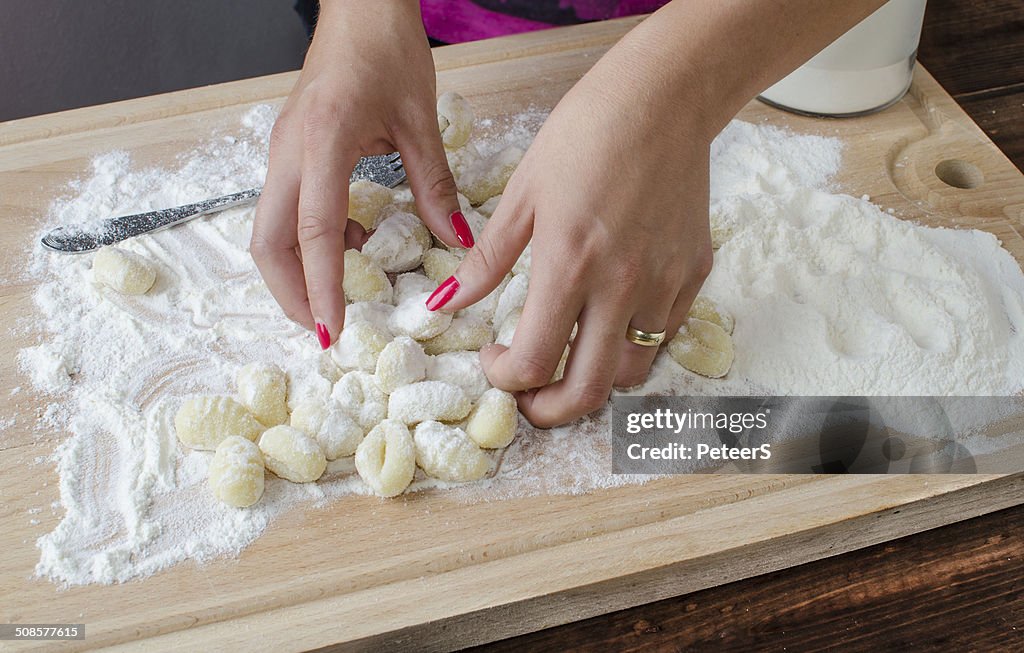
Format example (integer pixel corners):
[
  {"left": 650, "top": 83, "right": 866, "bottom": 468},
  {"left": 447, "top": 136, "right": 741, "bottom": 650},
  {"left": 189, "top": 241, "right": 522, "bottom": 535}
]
[{"left": 758, "top": 0, "right": 928, "bottom": 117}]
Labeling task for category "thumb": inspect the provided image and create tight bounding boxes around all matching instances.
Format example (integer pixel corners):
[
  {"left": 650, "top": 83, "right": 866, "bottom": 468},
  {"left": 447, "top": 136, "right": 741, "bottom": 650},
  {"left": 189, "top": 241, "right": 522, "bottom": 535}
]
[
  {"left": 425, "top": 193, "right": 532, "bottom": 313},
  {"left": 397, "top": 116, "right": 469, "bottom": 249}
]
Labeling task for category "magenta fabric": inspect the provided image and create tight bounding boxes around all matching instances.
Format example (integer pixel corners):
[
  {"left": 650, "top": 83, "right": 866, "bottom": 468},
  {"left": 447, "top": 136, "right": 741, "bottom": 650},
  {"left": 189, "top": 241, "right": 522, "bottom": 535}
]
[{"left": 421, "top": 0, "right": 669, "bottom": 44}]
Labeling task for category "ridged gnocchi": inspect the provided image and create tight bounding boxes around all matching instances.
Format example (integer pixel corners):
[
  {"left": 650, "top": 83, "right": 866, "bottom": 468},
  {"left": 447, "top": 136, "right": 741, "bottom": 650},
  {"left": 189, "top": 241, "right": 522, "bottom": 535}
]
[
  {"left": 437, "top": 91, "right": 475, "bottom": 150},
  {"left": 362, "top": 211, "right": 431, "bottom": 273},
  {"left": 92, "top": 246, "right": 157, "bottom": 295},
  {"left": 355, "top": 419, "right": 416, "bottom": 497},
  {"left": 388, "top": 291, "right": 453, "bottom": 340},
  {"left": 258, "top": 425, "right": 327, "bottom": 483},
  {"left": 422, "top": 315, "right": 493, "bottom": 355},
  {"left": 332, "top": 370, "right": 388, "bottom": 430},
  {"left": 414, "top": 421, "right": 490, "bottom": 482},
  {"left": 388, "top": 380, "right": 471, "bottom": 424},
  {"left": 668, "top": 318, "right": 735, "bottom": 378},
  {"left": 465, "top": 388, "right": 518, "bottom": 449},
  {"left": 208, "top": 436, "right": 265, "bottom": 508},
  {"left": 236, "top": 362, "right": 288, "bottom": 427},
  {"left": 289, "top": 400, "right": 364, "bottom": 460},
  {"left": 348, "top": 180, "right": 394, "bottom": 230},
  {"left": 174, "top": 395, "right": 264, "bottom": 450},
  {"left": 375, "top": 336, "right": 427, "bottom": 394},
  {"left": 343, "top": 249, "right": 393, "bottom": 304}
]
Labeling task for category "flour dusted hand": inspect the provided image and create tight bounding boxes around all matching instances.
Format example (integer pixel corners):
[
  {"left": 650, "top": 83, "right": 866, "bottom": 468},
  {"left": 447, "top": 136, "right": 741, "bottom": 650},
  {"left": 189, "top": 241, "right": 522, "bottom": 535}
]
[
  {"left": 91, "top": 246, "right": 157, "bottom": 295},
  {"left": 175, "top": 396, "right": 264, "bottom": 450},
  {"left": 208, "top": 436, "right": 266, "bottom": 508}
]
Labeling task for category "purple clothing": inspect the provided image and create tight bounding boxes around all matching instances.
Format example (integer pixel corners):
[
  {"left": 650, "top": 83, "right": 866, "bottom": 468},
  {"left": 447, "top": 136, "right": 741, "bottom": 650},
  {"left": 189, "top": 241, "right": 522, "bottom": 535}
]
[{"left": 421, "top": 0, "right": 669, "bottom": 44}]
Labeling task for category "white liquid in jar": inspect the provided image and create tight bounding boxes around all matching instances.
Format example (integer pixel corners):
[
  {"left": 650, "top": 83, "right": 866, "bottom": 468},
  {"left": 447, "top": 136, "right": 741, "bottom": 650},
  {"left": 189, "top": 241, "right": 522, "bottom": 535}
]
[{"left": 759, "top": 0, "right": 928, "bottom": 116}]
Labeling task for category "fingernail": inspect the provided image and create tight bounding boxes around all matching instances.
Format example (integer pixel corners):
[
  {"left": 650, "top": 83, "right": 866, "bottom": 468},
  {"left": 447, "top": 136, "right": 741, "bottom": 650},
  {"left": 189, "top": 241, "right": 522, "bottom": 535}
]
[
  {"left": 450, "top": 210, "right": 475, "bottom": 248},
  {"left": 426, "top": 276, "right": 460, "bottom": 311},
  {"left": 315, "top": 322, "right": 331, "bottom": 350}
]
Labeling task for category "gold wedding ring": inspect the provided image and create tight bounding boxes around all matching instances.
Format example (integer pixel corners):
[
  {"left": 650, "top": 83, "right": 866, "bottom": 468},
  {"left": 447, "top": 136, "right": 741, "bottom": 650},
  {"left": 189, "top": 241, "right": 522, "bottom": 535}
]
[{"left": 626, "top": 326, "right": 667, "bottom": 347}]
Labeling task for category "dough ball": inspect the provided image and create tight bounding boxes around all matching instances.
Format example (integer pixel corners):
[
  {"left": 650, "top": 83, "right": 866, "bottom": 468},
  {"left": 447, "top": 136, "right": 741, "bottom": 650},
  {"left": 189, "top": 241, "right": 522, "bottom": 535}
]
[
  {"left": 348, "top": 180, "right": 394, "bottom": 230},
  {"left": 422, "top": 315, "right": 493, "bottom": 355},
  {"left": 375, "top": 336, "right": 428, "bottom": 394},
  {"left": 355, "top": 419, "right": 416, "bottom": 497},
  {"left": 460, "top": 146, "right": 524, "bottom": 206},
  {"left": 290, "top": 400, "right": 364, "bottom": 460},
  {"left": 465, "top": 388, "right": 518, "bottom": 449},
  {"left": 388, "top": 291, "right": 453, "bottom": 340},
  {"left": 208, "top": 435, "right": 265, "bottom": 508},
  {"left": 668, "top": 318, "right": 735, "bottom": 378},
  {"left": 236, "top": 362, "right": 288, "bottom": 427},
  {"left": 330, "top": 321, "right": 391, "bottom": 372},
  {"left": 258, "top": 424, "right": 327, "bottom": 483},
  {"left": 343, "top": 249, "right": 393, "bottom": 304},
  {"left": 413, "top": 421, "right": 490, "bottom": 482},
  {"left": 175, "top": 395, "right": 263, "bottom": 450},
  {"left": 688, "top": 296, "right": 735, "bottom": 334},
  {"left": 476, "top": 194, "right": 501, "bottom": 218},
  {"left": 422, "top": 248, "right": 461, "bottom": 285},
  {"left": 393, "top": 273, "right": 435, "bottom": 305},
  {"left": 344, "top": 301, "right": 394, "bottom": 332},
  {"left": 362, "top": 211, "right": 431, "bottom": 273},
  {"left": 436, "top": 91, "right": 475, "bottom": 150},
  {"left": 387, "top": 380, "right": 471, "bottom": 424},
  {"left": 425, "top": 351, "right": 491, "bottom": 401},
  {"left": 332, "top": 370, "right": 388, "bottom": 430},
  {"left": 91, "top": 246, "right": 157, "bottom": 295},
  {"left": 494, "top": 273, "right": 529, "bottom": 328},
  {"left": 447, "top": 143, "right": 482, "bottom": 183}
]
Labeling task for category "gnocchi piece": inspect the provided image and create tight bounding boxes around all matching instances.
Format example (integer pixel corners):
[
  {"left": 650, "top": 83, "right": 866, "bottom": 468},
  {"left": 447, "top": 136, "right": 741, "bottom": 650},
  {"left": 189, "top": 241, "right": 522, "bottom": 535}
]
[
  {"left": 388, "top": 380, "right": 471, "bottom": 424},
  {"left": 422, "top": 316, "right": 493, "bottom": 355},
  {"left": 208, "top": 436, "right": 265, "bottom": 508},
  {"left": 174, "top": 396, "right": 263, "bottom": 450},
  {"left": 258, "top": 425, "right": 327, "bottom": 483},
  {"left": 688, "top": 296, "right": 735, "bottom": 334},
  {"left": 354, "top": 419, "right": 416, "bottom": 497},
  {"left": 464, "top": 388, "right": 518, "bottom": 449},
  {"left": 495, "top": 307, "right": 522, "bottom": 348},
  {"left": 436, "top": 91, "right": 475, "bottom": 150},
  {"left": 375, "top": 336, "right": 428, "bottom": 394},
  {"left": 343, "top": 301, "right": 394, "bottom": 332},
  {"left": 422, "top": 248, "right": 461, "bottom": 285},
  {"left": 290, "top": 400, "right": 364, "bottom": 460},
  {"left": 348, "top": 180, "right": 394, "bottom": 230},
  {"left": 362, "top": 211, "right": 431, "bottom": 273},
  {"left": 330, "top": 321, "right": 391, "bottom": 372},
  {"left": 460, "top": 146, "right": 524, "bottom": 205},
  {"left": 413, "top": 421, "right": 490, "bottom": 482},
  {"left": 393, "top": 272, "right": 435, "bottom": 304},
  {"left": 512, "top": 241, "right": 532, "bottom": 276},
  {"left": 92, "top": 246, "right": 157, "bottom": 295},
  {"left": 475, "top": 194, "right": 501, "bottom": 218},
  {"left": 425, "top": 351, "right": 491, "bottom": 401},
  {"left": 447, "top": 143, "right": 481, "bottom": 182},
  {"left": 388, "top": 291, "right": 453, "bottom": 340},
  {"left": 236, "top": 362, "right": 288, "bottom": 427},
  {"left": 343, "top": 249, "right": 393, "bottom": 304},
  {"left": 286, "top": 370, "right": 334, "bottom": 410},
  {"left": 550, "top": 345, "right": 569, "bottom": 383},
  {"left": 456, "top": 274, "right": 509, "bottom": 325},
  {"left": 332, "top": 370, "right": 388, "bottom": 430},
  {"left": 668, "top": 318, "right": 735, "bottom": 378},
  {"left": 494, "top": 273, "right": 529, "bottom": 328}
]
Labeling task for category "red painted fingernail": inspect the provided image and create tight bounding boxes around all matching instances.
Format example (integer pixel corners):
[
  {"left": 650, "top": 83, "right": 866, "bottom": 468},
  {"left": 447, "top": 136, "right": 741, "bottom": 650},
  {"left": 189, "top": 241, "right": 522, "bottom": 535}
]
[
  {"left": 450, "top": 210, "right": 475, "bottom": 248},
  {"left": 426, "top": 276, "right": 460, "bottom": 311},
  {"left": 315, "top": 322, "right": 331, "bottom": 350}
]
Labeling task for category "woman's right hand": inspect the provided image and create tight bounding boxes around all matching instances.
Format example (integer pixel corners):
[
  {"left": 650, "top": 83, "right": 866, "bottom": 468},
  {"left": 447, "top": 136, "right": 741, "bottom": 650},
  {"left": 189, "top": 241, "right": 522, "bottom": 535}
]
[{"left": 251, "top": 0, "right": 467, "bottom": 350}]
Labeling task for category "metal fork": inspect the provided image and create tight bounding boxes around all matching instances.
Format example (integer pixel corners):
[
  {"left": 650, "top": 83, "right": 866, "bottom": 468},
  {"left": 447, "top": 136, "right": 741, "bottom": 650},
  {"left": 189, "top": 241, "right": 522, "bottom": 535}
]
[{"left": 41, "top": 152, "right": 406, "bottom": 253}]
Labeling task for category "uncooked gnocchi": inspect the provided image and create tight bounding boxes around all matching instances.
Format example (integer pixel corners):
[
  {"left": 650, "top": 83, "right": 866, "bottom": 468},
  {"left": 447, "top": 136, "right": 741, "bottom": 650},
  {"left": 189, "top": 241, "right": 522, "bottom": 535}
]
[
  {"left": 413, "top": 420, "right": 490, "bottom": 482},
  {"left": 355, "top": 419, "right": 416, "bottom": 497},
  {"left": 688, "top": 296, "right": 734, "bottom": 334},
  {"left": 208, "top": 436, "right": 265, "bottom": 508},
  {"left": 495, "top": 307, "right": 522, "bottom": 348},
  {"left": 436, "top": 91, "right": 475, "bottom": 150},
  {"left": 348, "top": 180, "right": 394, "bottom": 230},
  {"left": 331, "top": 321, "right": 391, "bottom": 372},
  {"left": 668, "top": 318, "right": 735, "bottom": 378},
  {"left": 258, "top": 425, "right": 327, "bottom": 483},
  {"left": 236, "top": 362, "right": 288, "bottom": 427},
  {"left": 422, "top": 315, "right": 493, "bottom": 355},
  {"left": 174, "top": 395, "right": 264, "bottom": 450},
  {"left": 460, "top": 146, "right": 524, "bottom": 205},
  {"left": 392, "top": 272, "right": 435, "bottom": 305},
  {"left": 476, "top": 194, "right": 502, "bottom": 218},
  {"left": 332, "top": 370, "right": 388, "bottom": 430},
  {"left": 344, "top": 301, "right": 394, "bottom": 332},
  {"left": 92, "top": 246, "right": 157, "bottom": 295},
  {"left": 362, "top": 211, "right": 431, "bottom": 273},
  {"left": 375, "top": 336, "right": 427, "bottom": 394},
  {"left": 421, "top": 248, "right": 461, "bottom": 284},
  {"left": 388, "top": 380, "right": 471, "bottom": 424},
  {"left": 494, "top": 273, "right": 529, "bottom": 328},
  {"left": 343, "top": 249, "right": 393, "bottom": 304},
  {"left": 289, "top": 400, "right": 364, "bottom": 460},
  {"left": 464, "top": 388, "right": 518, "bottom": 449},
  {"left": 388, "top": 291, "right": 453, "bottom": 340},
  {"left": 425, "top": 351, "right": 491, "bottom": 401}
]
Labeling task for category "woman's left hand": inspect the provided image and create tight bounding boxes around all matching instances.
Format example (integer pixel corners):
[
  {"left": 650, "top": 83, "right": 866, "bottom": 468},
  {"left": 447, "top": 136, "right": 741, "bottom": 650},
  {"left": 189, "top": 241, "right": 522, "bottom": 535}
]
[{"left": 431, "top": 43, "right": 716, "bottom": 427}]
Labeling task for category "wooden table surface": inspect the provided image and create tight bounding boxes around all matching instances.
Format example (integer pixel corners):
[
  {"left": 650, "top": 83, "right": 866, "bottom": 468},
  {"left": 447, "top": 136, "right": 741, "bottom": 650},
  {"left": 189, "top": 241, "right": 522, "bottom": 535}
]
[{"left": 470, "top": 1, "right": 1024, "bottom": 650}]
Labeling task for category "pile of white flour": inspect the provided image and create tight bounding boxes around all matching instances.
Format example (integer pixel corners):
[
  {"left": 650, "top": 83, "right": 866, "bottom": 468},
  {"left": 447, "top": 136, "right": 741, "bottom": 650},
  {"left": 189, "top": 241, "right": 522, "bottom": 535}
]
[{"left": 12, "top": 106, "right": 1024, "bottom": 586}]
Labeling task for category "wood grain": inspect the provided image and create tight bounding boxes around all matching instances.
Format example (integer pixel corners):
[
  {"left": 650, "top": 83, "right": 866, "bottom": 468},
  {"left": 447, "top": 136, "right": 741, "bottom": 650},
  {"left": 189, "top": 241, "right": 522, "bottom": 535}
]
[{"left": 0, "top": 16, "right": 1023, "bottom": 653}]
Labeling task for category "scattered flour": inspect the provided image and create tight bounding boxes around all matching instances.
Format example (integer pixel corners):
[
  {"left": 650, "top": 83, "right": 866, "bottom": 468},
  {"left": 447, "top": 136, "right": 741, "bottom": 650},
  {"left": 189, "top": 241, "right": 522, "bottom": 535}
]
[{"left": 11, "top": 104, "right": 1024, "bottom": 587}]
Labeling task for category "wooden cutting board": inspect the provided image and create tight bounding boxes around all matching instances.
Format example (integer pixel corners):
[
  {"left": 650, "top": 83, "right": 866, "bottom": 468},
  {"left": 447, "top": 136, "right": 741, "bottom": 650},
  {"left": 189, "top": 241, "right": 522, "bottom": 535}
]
[{"left": 2, "top": 16, "right": 1023, "bottom": 653}]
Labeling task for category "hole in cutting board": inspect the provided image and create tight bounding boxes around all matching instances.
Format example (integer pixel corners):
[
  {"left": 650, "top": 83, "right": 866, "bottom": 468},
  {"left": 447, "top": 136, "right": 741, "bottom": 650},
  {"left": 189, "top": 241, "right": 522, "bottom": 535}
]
[{"left": 934, "top": 159, "right": 984, "bottom": 189}]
